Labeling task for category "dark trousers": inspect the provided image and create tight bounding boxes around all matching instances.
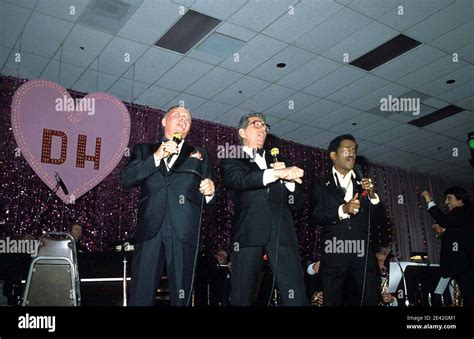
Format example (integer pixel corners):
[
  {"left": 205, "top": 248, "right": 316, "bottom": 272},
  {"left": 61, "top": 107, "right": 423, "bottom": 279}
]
[
  {"left": 455, "top": 266, "right": 474, "bottom": 306},
  {"left": 321, "top": 248, "right": 378, "bottom": 306},
  {"left": 130, "top": 217, "right": 196, "bottom": 306},
  {"left": 230, "top": 229, "right": 307, "bottom": 306}
]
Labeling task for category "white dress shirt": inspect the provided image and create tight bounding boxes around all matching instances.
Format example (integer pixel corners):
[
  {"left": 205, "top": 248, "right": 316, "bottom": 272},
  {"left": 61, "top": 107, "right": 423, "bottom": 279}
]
[
  {"left": 332, "top": 167, "right": 380, "bottom": 220},
  {"left": 242, "top": 146, "right": 295, "bottom": 192}
]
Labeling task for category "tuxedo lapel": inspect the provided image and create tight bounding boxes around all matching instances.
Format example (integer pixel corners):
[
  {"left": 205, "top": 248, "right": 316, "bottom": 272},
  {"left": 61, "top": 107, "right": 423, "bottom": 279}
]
[
  {"left": 327, "top": 173, "right": 346, "bottom": 201},
  {"left": 172, "top": 141, "right": 195, "bottom": 170}
]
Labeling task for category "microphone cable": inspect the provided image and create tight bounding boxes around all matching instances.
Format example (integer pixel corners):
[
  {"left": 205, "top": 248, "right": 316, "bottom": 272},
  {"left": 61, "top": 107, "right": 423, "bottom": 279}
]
[{"left": 164, "top": 160, "right": 207, "bottom": 307}]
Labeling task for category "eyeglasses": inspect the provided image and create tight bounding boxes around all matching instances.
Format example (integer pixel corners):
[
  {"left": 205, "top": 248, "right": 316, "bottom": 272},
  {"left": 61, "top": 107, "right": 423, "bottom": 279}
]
[{"left": 248, "top": 120, "right": 270, "bottom": 131}]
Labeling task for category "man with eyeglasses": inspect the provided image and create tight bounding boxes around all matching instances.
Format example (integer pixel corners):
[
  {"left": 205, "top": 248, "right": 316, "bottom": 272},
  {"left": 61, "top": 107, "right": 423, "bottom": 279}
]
[{"left": 220, "top": 113, "right": 307, "bottom": 306}]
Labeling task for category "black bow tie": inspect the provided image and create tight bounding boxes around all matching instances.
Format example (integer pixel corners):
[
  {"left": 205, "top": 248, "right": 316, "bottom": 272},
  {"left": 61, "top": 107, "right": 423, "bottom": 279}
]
[{"left": 255, "top": 148, "right": 265, "bottom": 157}]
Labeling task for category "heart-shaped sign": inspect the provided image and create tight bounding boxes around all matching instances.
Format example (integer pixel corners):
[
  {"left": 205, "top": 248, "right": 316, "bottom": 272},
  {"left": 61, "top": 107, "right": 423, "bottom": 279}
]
[{"left": 11, "top": 79, "right": 131, "bottom": 204}]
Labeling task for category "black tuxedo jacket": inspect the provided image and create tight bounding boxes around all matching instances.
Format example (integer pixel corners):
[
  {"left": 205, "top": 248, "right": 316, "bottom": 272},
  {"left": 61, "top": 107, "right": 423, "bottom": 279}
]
[
  {"left": 122, "top": 141, "right": 215, "bottom": 245},
  {"left": 428, "top": 205, "right": 474, "bottom": 277},
  {"left": 220, "top": 152, "right": 303, "bottom": 247},
  {"left": 311, "top": 173, "right": 379, "bottom": 238}
]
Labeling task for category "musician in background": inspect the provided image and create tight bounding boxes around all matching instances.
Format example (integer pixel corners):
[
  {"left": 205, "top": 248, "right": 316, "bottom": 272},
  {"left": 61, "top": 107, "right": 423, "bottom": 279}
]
[
  {"left": 195, "top": 249, "right": 231, "bottom": 306},
  {"left": 68, "top": 223, "right": 88, "bottom": 253},
  {"left": 422, "top": 187, "right": 474, "bottom": 306}
]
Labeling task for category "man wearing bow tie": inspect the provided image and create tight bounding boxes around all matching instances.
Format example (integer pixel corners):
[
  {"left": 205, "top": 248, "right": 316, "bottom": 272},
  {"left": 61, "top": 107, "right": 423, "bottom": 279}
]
[
  {"left": 311, "top": 134, "right": 381, "bottom": 306},
  {"left": 122, "top": 106, "right": 215, "bottom": 306},
  {"left": 220, "top": 113, "right": 307, "bottom": 306}
]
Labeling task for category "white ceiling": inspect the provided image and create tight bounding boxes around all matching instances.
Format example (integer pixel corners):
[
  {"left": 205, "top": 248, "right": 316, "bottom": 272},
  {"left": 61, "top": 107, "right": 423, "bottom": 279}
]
[{"left": 0, "top": 0, "right": 473, "bottom": 185}]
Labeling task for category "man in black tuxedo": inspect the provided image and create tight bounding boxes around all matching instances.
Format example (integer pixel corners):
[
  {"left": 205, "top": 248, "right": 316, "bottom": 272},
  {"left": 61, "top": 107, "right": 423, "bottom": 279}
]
[
  {"left": 422, "top": 187, "right": 474, "bottom": 305},
  {"left": 220, "top": 113, "right": 307, "bottom": 306},
  {"left": 122, "top": 106, "right": 215, "bottom": 306},
  {"left": 311, "top": 134, "right": 380, "bottom": 306}
]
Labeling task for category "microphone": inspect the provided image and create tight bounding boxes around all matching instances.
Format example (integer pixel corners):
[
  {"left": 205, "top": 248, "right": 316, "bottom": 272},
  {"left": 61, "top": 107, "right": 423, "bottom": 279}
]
[
  {"left": 54, "top": 172, "right": 69, "bottom": 195},
  {"left": 172, "top": 132, "right": 182, "bottom": 144},
  {"left": 270, "top": 147, "right": 279, "bottom": 163},
  {"left": 353, "top": 163, "right": 363, "bottom": 183}
]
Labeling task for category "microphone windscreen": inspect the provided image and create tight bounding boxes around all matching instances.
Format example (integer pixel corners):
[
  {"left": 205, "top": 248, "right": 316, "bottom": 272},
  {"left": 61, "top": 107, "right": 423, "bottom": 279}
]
[
  {"left": 172, "top": 132, "right": 182, "bottom": 143},
  {"left": 353, "top": 164, "right": 363, "bottom": 181}
]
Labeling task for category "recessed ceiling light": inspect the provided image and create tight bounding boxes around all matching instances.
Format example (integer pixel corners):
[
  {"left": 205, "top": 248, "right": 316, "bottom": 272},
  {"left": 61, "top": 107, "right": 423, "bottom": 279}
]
[
  {"left": 446, "top": 79, "right": 456, "bottom": 84},
  {"left": 276, "top": 63, "right": 286, "bottom": 68},
  {"left": 352, "top": 122, "right": 357, "bottom": 126}
]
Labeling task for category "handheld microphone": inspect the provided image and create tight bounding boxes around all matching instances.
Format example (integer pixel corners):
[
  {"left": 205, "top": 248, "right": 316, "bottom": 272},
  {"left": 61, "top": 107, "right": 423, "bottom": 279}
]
[
  {"left": 353, "top": 163, "right": 363, "bottom": 183},
  {"left": 270, "top": 147, "right": 279, "bottom": 163},
  {"left": 172, "top": 132, "right": 182, "bottom": 144},
  {"left": 54, "top": 172, "right": 69, "bottom": 195}
]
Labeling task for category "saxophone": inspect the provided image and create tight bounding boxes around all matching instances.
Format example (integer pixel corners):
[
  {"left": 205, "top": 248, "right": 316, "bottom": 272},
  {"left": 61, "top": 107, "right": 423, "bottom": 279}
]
[
  {"left": 452, "top": 279, "right": 463, "bottom": 306},
  {"left": 379, "top": 275, "right": 390, "bottom": 306}
]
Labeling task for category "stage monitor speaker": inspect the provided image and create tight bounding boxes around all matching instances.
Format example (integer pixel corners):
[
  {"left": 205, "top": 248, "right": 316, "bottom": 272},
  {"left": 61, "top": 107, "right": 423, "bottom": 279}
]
[
  {"left": 23, "top": 260, "right": 76, "bottom": 306},
  {"left": 22, "top": 232, "right": 80, "bottom": 306}
]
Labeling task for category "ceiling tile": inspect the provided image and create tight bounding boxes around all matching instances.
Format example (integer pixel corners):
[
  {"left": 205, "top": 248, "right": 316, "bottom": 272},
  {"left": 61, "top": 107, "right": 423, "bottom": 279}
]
[
  {"left": 458, "top": 42, "right": 474, "bottom": 64},
  {"left": 303, "top": 65, "right": 366, "bottom": 97},
  {"left": 430, "top": 19, "right": 474, "bottom": 52},
  {"left": 21, "top": 12, "right": 73, "bottom": 58},
  {"left": 417, "top": 64, "right": 473, "bottom": 97},
  {"left": 240, "top": 84, "right": 295, "bottom": 112},
  {"left": 437, "top": 80, "right": 473, "bottom": 103},
  {"left": 328, "top": 112, "right": 381, "bottom": 134},
  {"left": 1, "top": 0, "right": 37, "bottom": 9},
  {"left": 294, "top": 7, "right": 372, "bottom": 54},
  {"left": 219, "top": 34, "right": 287, "bottom": 74},
  {"left": 191, "top": 0, "right": 247, "bottom": 20},
  {"left": 322, "top": 21, "right": 399, "bottom": 63},
  {"left": 404, "top": 0, "right": 470, "bottom": 42},
  {"left": 0, "top": 2, "right": 31, "bottom": 48},
  {"left": 89, "top": 37, "right": 148, "bottom": 77},
  {"left": 135, "top": 85, "right": 179, "bottom": 110},
  {"left": 36, "top": 0, "right": 90, "bottom": 22},
  {"left": 228, "top": 0, "right": 298, "bottom": 32},
  {"left": 277, "top": 56, "right": 341, "bottom": 90},
  {"left": 350, "top": 83, "right": 410, "bottom": 111},
  {"left": 52, "top": 25, "right": 113, "bottom": 68},
  {"left": 263, "top": 92, "right": 320, "bottom": 119},
  {"left": 269, "top": 119, "right": 301, "bottom": 138},
  {"left": 212, "top": 75, "right": 270, "bottom": 106},
  {"left": 353, "top": 118, "right": 403, "bottom": 141},
  {"left": 39, "top": 60, "right": 84, "bottom": 89},
  {"left": 283, "top": 125, "right": 322, "bottom": 143},
  {"left": 249, "top": 45, "right": 316, "bottom": 82},
  {"left": 1, "top": 51, "right": 49, "bottom": 79},
  {"left": 132, "top": 47, "right": 182, "bottom": 84},
  {"left": 373, "top": 45, "right": 445, "bottom": 81},
  {"left": 165, "top": 92, "right": 207, "bottom": 111},
  {"left": 117, "top": 0, "right": 182, "bottom": 45},
  {"left": 185, "top": 66, "right": 242, "bottom": 99},
  {"left": 347, "top": 0, "right": 400, "bottom": 19},
  {"left": 263, "top": 0, "right": 343, "bottom": 43},
  {"left": 311, "top": 105, "right": 364, "bottom": 130},
  {"left": 72, "top": 70, "right": 118, "bottom": 94},
  {"left": 287, "top": 99, "right": 342, "bottom": 125},
  {"left": 326, "top": 74, "right": 388, "bottom": 105},
  {"left": 0, "top": 45, "right": 11, "bottom": 66},
  {"left": 423, "top": 109, "right": 474, "bottom": 133},
  {"left": 192, "top": 100, "right": 234, "bottom": 121},
  {"left": 107, "top": 77, "right": 149, "bottom": 102},
  {"left": 395, "top": 55, "right": 467, "bottom": 89},
  {"left": 304, "top": 130, "right": 340, "bottom": 149},
  {"left": 155, "top": 57, "right": 214, "bottom": 91}
]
